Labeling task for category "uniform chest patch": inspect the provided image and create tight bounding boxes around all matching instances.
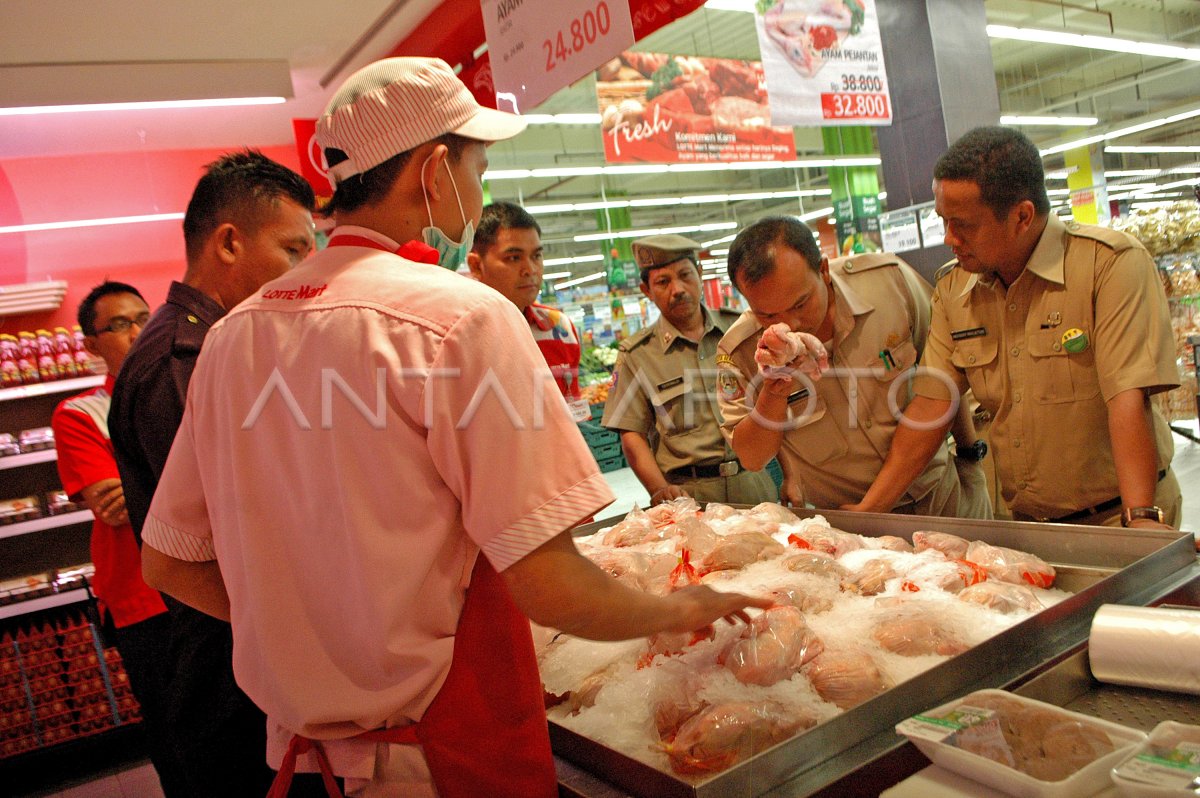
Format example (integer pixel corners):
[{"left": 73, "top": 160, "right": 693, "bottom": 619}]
[{"left": 718, "top": 371, "right": 744, "bottom": 402}]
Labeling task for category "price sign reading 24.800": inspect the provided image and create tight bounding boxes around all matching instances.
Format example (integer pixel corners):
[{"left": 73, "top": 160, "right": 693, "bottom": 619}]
[
  {"left": 544, "top": 2, "right": 612, "bottom": 71},
  {"left": 820, "top": 92, "right": 891, "bottom": 121}
]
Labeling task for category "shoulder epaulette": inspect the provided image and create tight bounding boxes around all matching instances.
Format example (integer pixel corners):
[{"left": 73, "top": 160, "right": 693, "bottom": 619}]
[
  {"left": 832, "top": 252, "right": 902, "bottom": 276},
  {"left": 1064, "top": 221, "right": 1139, "bottom": 252},
  {"left": 618, "top": 326, "right": 654, "bottom": 352}
]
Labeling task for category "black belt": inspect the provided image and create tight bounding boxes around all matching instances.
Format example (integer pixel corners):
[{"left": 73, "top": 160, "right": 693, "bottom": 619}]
[
  {"left": 1049, "top": 469, "right": 1167, "bottom": 523},
  {"left": 669, "top": 460, "right": 742, "bottom": 480}
]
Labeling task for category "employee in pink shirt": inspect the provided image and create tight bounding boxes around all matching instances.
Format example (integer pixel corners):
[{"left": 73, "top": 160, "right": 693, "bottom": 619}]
[
  {"left": 140, "top": 57, "right": 769, "bottom": 798},
  {"left": 468, "top": 201, "right": 591, "bottom": 421}
]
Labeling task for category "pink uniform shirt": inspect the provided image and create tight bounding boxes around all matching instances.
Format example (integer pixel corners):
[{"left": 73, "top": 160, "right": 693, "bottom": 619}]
[{"left": 143, "top": 226, "right": 613, "bottom": 776}]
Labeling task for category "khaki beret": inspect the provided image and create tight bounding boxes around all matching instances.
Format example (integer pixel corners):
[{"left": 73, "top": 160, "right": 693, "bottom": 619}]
[{"left": 631, "top": 234, "right": 702, "bottom": 270}]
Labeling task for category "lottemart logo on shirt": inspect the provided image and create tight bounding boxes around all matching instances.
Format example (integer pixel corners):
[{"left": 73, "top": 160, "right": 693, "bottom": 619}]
[{"left": 262, "top": 284, "right": 329, "bottom": 301}]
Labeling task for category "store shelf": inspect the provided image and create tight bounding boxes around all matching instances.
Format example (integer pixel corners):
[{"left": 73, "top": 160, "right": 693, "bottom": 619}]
[
  {"left": 0, "top": 450, "right": 57, "bottom": 470},
  {"left": 0, "top": 375, "right": 103, "bottom": 404},
  {"left": 0, "top": 587, "right": 90, "bottom": 620},
  {"left": 0, "top": 510, "right": 91, "bottom": 541}
]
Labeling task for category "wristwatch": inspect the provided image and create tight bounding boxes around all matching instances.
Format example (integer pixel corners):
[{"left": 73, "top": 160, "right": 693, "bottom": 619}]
[
  {"left": 1121, "top": 506, "right": 1165, "bottom": 527},
  {"left": 954, "top": 439, "right": 988, "bottom": 462}
]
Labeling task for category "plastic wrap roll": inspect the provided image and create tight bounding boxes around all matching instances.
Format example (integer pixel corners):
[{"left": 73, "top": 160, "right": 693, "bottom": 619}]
[{"left": 1088, "top": 604, "right": 1200, "bottom": 694}]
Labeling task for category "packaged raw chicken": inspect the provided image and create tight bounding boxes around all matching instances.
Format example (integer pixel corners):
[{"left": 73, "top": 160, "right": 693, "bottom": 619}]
[
  {"left": 841, "top": 558, "right": 896, "bottom": 596},
  {"left": 779, "top": 550, "right": 848, "bottom": 581},
  {"left": 768, "top": 585, "right": 833, "bottom": 614},
  {"left": 912, "top": 530, "right": 970, "bottom": 560},
  {"left": 601, "top": 504, "right": 661, "bottom": 547},
  {"left": 719, "top": 606, "right": 823, "bottom": 686},
  {"left": 957, "top": 581, "right": 1044, "bottom": 614},
  {"left": 699, "top": 531, "right": 784, "bottom": 575},
  {"left": 871, "top": 609, "right": 969, "bottom": 657},
  {"left": 965, "top": 541, "right": 1056, "bottom": 589},
  {"left": 659, "top": 701, "right": 809, "bottom": 775},
  {"left": 806, "top": 647, "right": 891, "bottom": 710}
]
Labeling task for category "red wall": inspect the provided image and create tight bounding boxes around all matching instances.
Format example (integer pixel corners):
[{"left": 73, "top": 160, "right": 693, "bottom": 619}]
[{"left": 0, "top": 144, "right": 301, "bottom": 335}]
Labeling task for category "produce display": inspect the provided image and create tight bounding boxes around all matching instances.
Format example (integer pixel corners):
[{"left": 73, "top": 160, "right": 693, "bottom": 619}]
[{"left": 540, "top": 500, "right": 1069, "bottom": 778}]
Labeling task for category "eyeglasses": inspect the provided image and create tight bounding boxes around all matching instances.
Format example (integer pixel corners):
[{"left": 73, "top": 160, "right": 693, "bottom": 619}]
[{"left": 95, "top": 311, "right": 151, "bottom": 335}]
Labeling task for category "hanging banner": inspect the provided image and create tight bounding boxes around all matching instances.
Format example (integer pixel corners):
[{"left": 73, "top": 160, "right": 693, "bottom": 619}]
[
  {"left": 595, "top": 52, "right": 794, "bottom": 163},
  {"left": 753, "top": 0, "right": 893, "bottom": 128},
  {"left": 291, "top": 119, "right": 333, "bottom": 201},
  {"left": 481, "top": 0, "right": 635, "bottom": 113}
]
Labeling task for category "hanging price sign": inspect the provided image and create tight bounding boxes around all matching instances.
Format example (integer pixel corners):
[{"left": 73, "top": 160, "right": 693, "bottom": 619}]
[{"left": 482, "top": 0, "right": 635, "bottom": 113}]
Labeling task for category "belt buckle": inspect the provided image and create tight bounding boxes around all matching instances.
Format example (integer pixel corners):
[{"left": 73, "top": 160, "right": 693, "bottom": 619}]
[{"left": 719, "top": 461, "right": 739, "bottom": 477}]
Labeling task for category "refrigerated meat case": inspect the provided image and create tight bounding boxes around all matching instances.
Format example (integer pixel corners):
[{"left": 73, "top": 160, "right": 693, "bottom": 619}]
[{"left": 553, "top": 508, "right": 1200, "bottom": 798}]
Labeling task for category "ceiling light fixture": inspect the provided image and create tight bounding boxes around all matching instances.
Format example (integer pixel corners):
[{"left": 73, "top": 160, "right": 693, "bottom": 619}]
[
  {"left": 525, "top": 189, "right": 832, "bottom": 216},
  {"left": 1106, "top": 145, "right": 1200, "bottom": 154},
  {"left": 0, "top": 212, "right": 185, "bottom": 235},
  {"left": 485, "top": 157, "right": 880, "bottom": 181},
  {"left": 0, "top": 97, "right": 286, "bottom": 117},
  {"left": 986, "top": 25, "right": 1200, "bottom": 61},
  {"left": 553, "top": 271, "right": 607, "bottom": 290},
  {"left": 1038, "top": 104, "right": 1200, "bottom": 157},
  {"left": 1001, "top": 115, "right": 1098, "bottom": 126},
  {"left": 574, "top": 221, "right": 737, "bottom": 243},
  {"left": 542, "top": 254, "right": 605, "bottom": 267},
  {"left": 541, "top": 271, "right": 572, "bottom": 280}
]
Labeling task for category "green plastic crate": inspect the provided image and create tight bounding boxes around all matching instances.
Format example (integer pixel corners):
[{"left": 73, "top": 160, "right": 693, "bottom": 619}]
[
  {"left": 577, "top": 420, "right": 618, "bottom": 447},
  {"left": 591, "top": 440, "right": 622, "bottom": 461},
  {"left": 596, "top": 453, "right": 626, "bottom": 473}
]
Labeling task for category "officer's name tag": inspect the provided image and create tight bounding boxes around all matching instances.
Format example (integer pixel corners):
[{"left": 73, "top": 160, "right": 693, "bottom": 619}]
[
  {"left": 950, "top": 327, "right": 987, "bottom": 341},
  {"left": 786, "top": 389, "right": 811, "bottom": 405},
  {"left": 657, "top": 376, "right": 685, "bottom": 390}
]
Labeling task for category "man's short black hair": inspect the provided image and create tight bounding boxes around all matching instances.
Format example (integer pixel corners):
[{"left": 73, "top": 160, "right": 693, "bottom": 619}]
[
  {"left": 78, "top": 280, "right": 145, "bottom": 335},
  {"left": 322, "top": 133, "right": 470, "bottom": 217},
  {"left": 933, "top": 126, "right": 1051, "bottom": 218},
  {"left": 473, "top": 201, "right": 541, "bottom": 255},
  {"left": 183, "top": 149, "right": 316, "bottom": 260},
  {"left": 727, "top": 216, "right": 823, "bottom": 288}
]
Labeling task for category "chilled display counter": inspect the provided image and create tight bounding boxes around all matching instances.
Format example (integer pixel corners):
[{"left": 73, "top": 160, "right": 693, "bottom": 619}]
[{"left": 552, "top": 508, "right": 1199, "bottom": 798}]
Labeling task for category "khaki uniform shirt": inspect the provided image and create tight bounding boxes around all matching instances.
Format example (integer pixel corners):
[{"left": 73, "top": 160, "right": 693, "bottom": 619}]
[
  {"left": 717, "top": 254, "right": 976, "bottom": 515},
  {"left": 603, "top": 306, "right": 741, "bottom": 475},
  {"left": 914, "top": 214, "right": 1178, "bottom": 519}
]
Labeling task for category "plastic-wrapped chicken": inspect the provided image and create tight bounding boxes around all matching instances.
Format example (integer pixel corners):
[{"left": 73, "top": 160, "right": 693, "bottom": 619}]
[
  {"left": 673, "top": 515, "right": 721, "bottom": 559},
  {"left": 780, "top": 550, "right": 848, "bottom": 581},
  {"left": 659, "top": 701, "right": 809, "bottom": 775},
  {"left": 699, "top": 531, "right": 784, "bottom": 574},
  {"left": 957, "top": 581, "right": 1044, "bottom": 614},
  {"left": 912, "top": 530, "right": 970, "bottom": 560},
  {"left": 787, "top": 525, "right": 864, "bottom": 558},
  {"left": 900, "top": 553, "right": 987, "bottom": 594},
  {"left": 701, "top": 502, "right": 737, "bottom": 522},
  {"left": 964, "top": 540, "right": 1056, "bottom": 589},
  {"left": 638, "top": 625, "right": 715, "bottom": 669},
  {"left": 768, "top": 585, "right": 833, "bottom": 614},
  {"left": 585, "top": 548, "right": 654, "bottom": 590},
  {"left": 567, "top": 662, "right": 621, "bottom": 714},
  {"left": 720, "top": 606, "right": 823, "bottom": 686},
  {"left": 754, "top": 322, "right": 829, "bottom": 379},
  {"left": 646, "top": 496, "right": 701, "bottom": 530},
  {"left": 746, "top": 502, "right": 797, "bottom": 524},
  {"left": 871, "top": 610, "right": 969, "bottom": 657},
  {"left": 873, "top": 535, "right": 913, "bottom": 553},
  {"left": 651, "top": 674, "right": 707, "bottom": 742},
  {"left": 805, "top": 647, "right": 892, "bottom": 709},
  {"left": 601, "top": 504, "right": 661, "bottom": 547},
  {"left": 841, "top": 558, "right": 896, "bottom": 596}
]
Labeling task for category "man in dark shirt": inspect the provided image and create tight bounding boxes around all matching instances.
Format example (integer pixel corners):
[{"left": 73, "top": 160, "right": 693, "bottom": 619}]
[{"left": 109, "top": 149, "right": 315, "bottom": 796}]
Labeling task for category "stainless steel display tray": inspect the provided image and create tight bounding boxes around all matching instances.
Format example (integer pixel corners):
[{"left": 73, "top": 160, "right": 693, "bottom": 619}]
[{"left": 554, "top": 508, "right": 1197, "bottom": 798}]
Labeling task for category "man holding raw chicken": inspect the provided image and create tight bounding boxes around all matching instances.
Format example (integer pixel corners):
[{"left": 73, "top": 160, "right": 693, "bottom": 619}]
[
  {"left": 717, "top": 216, "right": 989, "bottom": 517},
  {"left": 603, "top": 234, "right": 778, "bottom": 506}
]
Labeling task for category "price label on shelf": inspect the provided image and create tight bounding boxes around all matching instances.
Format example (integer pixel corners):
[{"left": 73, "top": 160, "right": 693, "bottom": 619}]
[
  {"left": 820, "top": 92, "right": 891, "bottom": 121},
  {"left": 482, "top": 0, "right": 634, "bottom": 113}
]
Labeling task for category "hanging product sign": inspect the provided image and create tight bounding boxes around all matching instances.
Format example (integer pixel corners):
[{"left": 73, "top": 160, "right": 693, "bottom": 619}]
[
  {"left": 919, "top": 206, "right": 945, "bottom": 248},
  {"left": 481, "top": 0, "right": 635, "bottom": 113},
  {"left": 753, "top": 0, "right": 893, "bottom": 128},
  {"left": 595, "top": 52, "right": 794, "bottom": 163},
  {"left": 878, "top": 209, "right": 920, "bottom": 253}
]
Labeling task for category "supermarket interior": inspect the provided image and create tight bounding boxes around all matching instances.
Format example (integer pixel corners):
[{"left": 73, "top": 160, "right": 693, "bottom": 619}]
[{"left": 2, "top": 0, "right": 1200, "bottom": 797}]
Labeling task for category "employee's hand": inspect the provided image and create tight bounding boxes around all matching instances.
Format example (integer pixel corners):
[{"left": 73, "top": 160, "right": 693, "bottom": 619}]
[
  {"left": 81, "top": 479, "right": 129, "bottom": 527},
  {"left": 760, "top": 374, "right": 797, "bottom": 399},
  {"left": 840, "top": 501, "right": 868, "bottom": 513},
  {"left": 1124, "top": 518, "right": 1175, "bottom": 533},
  {"left": 660, "top": 585, "right": 773, "bottom": 632},
  {"left": 650, "top": 485, "right": 689, "bottom": 506}
]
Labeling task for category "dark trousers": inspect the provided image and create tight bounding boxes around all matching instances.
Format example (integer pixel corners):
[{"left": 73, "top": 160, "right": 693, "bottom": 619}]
[
  {"left": 113, "top": 612, "right": 193, "bottom": 797},
  {"left": 163, "top": 595, "right": 276, "bottom": 798}
]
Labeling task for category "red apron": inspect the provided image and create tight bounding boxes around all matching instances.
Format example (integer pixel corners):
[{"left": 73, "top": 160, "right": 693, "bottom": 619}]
[{"left": 265, "top": 233, "right": 557, "bottom": 798}]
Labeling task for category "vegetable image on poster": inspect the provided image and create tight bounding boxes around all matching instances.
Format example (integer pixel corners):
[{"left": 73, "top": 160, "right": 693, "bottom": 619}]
[{"left": 754, "top": 0, "right": 894, "bottom": 127}]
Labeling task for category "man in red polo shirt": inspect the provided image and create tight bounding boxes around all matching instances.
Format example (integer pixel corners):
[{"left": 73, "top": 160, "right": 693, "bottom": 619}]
[
  {"left": 467, "top": 201, "right": 591, "bottom": 421},
  {"left": 51, "top": 281, "right": 183, "bottom": 794}
]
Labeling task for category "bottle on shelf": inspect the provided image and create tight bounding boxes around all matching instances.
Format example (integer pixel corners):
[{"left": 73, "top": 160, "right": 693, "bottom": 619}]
[
  {"left": 71, "top": 325, "right": 91, "bottom": 374},
  {"left": 1, "top": 334, "right": 21, "bottom": 388},
  {"left": 35, "top": 329, "right": 58, "bottom": 383},
  {"left": 52, "top": 328, "right": 80, "bottom": 380},
  {"left": 16, "top": 331, "right": 40, "bottom": 385}
]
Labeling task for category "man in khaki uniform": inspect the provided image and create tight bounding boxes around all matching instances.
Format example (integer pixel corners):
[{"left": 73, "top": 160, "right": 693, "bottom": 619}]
[
  {"left": 854, "top": 126, "right": 1181, "bottom": 529},
  {"left": 602, "top": 234, "right": 777, "bottom": 506},
  {"left": 718, "top": 216, "right": 990, "bottom": 517}
]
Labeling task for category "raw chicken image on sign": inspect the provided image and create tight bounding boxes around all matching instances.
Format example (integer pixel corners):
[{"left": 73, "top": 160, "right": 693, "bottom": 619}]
[
  {"left": 594, "top": 52, "right": 795, "bottom": 163},
  {"left": 754, "top": 0, "right": 894, "bottom": 128}
]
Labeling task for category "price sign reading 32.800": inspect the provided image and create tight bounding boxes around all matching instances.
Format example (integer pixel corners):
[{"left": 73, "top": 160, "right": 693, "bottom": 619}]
[{"left": 483, "top": 0, "right": 634, "bottom": 113}]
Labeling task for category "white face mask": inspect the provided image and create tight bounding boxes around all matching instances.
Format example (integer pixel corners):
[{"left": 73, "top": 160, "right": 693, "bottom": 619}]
[{"left": 420, "top": 154, "right": 475, "bottom": 272}]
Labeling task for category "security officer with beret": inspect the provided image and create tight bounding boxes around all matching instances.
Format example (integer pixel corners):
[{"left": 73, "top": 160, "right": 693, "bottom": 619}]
[
  {"left": 854, "top": 126, "right": 1181, "bottom": 530},
  {"left": 602, "top": 234, "right": 778, "bottom": 506},
  {"left": 718, "top": 216, "right": 990, "bottom": 517}
]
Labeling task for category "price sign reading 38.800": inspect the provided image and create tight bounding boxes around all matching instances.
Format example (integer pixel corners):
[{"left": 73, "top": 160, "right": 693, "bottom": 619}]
[{"left": 483, "top": 0, "right": 634, "bottom": 112}]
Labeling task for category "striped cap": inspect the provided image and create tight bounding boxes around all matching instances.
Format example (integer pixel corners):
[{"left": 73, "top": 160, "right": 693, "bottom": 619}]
[{"left": 318, "top": 57, "right": 527, "bottom": 187}]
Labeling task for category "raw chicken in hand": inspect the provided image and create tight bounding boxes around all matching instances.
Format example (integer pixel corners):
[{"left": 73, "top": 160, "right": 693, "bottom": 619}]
[
  {"left": 755, "top": 323, "right": 829, "bottom": 380},
  {"left": 720, "top": 605, "right": 823, "bottom": 686}
]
